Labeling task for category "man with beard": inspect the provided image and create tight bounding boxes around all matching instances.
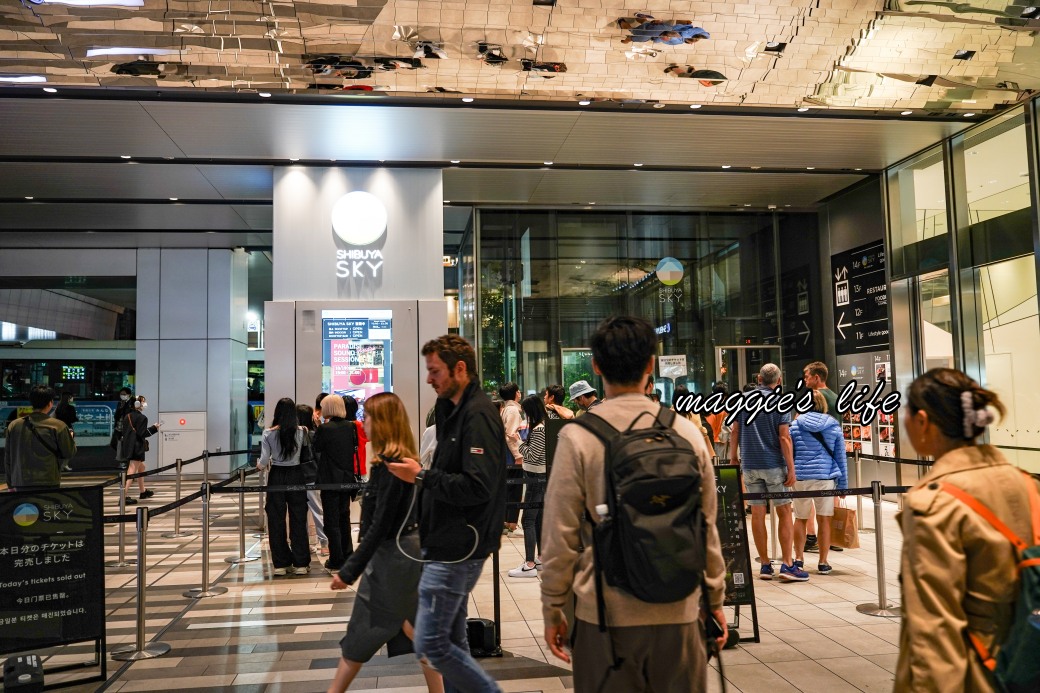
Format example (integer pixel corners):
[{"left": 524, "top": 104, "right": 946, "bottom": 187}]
[{"left": 386, "top": 334, "right": 506, "bottom": 692}]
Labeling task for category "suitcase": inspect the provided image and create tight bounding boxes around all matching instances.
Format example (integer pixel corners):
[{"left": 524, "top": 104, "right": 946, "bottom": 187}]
[
  {"left": 467, "top": 618, "right": 497, "bottom": 656},
  {"left": 3, "top": 654, "right": 44, "bottom": 692}
]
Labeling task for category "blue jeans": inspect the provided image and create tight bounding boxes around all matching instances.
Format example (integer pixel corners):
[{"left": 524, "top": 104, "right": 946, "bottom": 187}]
[{"left": 414, "top": 559, "right": 501, "bottom": 693}]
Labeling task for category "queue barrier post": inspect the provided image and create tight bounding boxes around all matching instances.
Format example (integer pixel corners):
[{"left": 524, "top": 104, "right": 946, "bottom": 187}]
[
  {"left": 855, "top": 448, "right": 874, "bottom": 535},
  {"left": 185, "top": 482, "right": 228, "bottom": 599},
  {"left": 105, "top": 468, "right": 136, "bottom": 568},
  {"left": 112, "top": 506, "right": 171, "bottom": 661},
  {"left": 254, "top": 467, "right": 267, "bottom": 538},
  {"left": 226, "top": 466, "right": 260, "bottom": 564},
  {"left": 162, "top": 458, "right": 193, "bottom": 539},
  {"left": 856, "top": 480, "right": 901, "bottom": 618}
]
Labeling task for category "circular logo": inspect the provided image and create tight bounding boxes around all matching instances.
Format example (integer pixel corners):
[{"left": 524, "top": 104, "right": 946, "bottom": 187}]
[
  {"left": 331, "top": 191, "right": 388, "bottom": 246},
  {"left": 656, "top": 257, "right": 684, "bottom": 286},
  {"left": 13, "top": 503, "right": 39, "bottom": 527}
]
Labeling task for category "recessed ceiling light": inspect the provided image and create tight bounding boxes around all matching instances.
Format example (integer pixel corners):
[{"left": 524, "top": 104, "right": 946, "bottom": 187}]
[
  {"left": 806, "top": 166, "right": 815, "bottom": 170},
  {"left": 797, "top": 107, "right": 809, "bottom": 112},
  {"left": 901, "top": 110, "right": 913, "bottom": 115},
  {"left": 750, "top": 166, "right": 761, "bottom": 170},
  {"left": 450, "top": 160, "right": 461, "bottom": 164},
  {"left": 953, "top": 49, "right": 976, "bottom": 60},
  {"left": 330, "top": 158, "right": 336, "bottom": 162},
  {"left": 169, "top": 197, "right": 179, "bottom": 201},
  {"left": 652, "top": 103, "right": 666, "bottom": 109},
  {"left": 24, "top": 196, "right": 33, "bottom": 200},
  {"left": 544, "top": 161, "right": 553, "bottom": 165},
  {"left": 588, "top": 201, "right": 596, "bottom": 205},
  {"left": 289, "top": 158, "right": 299, "bottom": 162},
  {"left": 689, "top": 104, "right": 702, "bottom": 109},
  {"left": 785, "top": 204, "right": 791, "bottom": 207},
  {"left": 42, "top": 87, "right": 57, "bottom": 93},
  {"left": 962, "top": 99, "right": 977, "bottom": 104},
  {"left": 634, "top": 163, "right": 644, "bottom": 167},
  {"left": 443, "top": 200, "right": 451, "bottom": 203},
  {"left": 964, "top": 112, "right": 976, "bottom": 117},
  {"left": 258, "top": 92, "right": 272, "bottom": 98},
  {"left": 721, "top": 165, "right": 731, "bottom": 169},
  {"left": 461, "top": 97, "right": 474, "bottom": 103},
  {"left": 120, "top": 155, "right": 131, "bottom": 159},
  {"left": 378, "top": 160, "right": 385, "bottom": 163},
  {"left": 0, "top": 74, "right": 46, "bottom": 83},
  {"left": 855, "top": 168, "right": 863, "bottom": 171},
  {"left": 744, "top": 203, "right": 752, "bottom": 207},
  {"left": 578, "top": 99, "right": 591, "bottom": 105}
]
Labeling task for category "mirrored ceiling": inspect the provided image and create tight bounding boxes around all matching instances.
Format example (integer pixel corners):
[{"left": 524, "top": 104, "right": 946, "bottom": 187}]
[{"left": 2, "top": 0, "right": 1038, "bottom": 114}]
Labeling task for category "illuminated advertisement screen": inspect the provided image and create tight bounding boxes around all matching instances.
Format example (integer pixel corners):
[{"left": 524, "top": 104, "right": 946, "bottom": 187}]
[
  {"left": 61, "top": 365, "right": 86, "bottom": 381},
  {"left": 321, "top": 309, "right": 392, "bottom": 420}
]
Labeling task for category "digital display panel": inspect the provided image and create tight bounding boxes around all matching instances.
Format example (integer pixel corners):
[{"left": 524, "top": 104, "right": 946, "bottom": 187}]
[
  {"left": 321, "top": 309, "right": 392, "bottom": 420},
  {"left": 61, "top": 365, "right": 85, "bottom": 380}
]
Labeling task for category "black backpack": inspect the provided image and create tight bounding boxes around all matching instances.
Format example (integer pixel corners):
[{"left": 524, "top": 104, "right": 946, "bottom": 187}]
[{"left": 575, "top": 408, "right": 706, "bottom": 612}]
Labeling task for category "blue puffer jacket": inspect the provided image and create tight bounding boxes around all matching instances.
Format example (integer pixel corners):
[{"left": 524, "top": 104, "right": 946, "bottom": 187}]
[{"left": 790, "top": 412, "right": 847, "bottom": 488}]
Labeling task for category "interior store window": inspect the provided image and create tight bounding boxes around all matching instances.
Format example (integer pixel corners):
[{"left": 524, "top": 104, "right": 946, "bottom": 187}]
[
  {"left": 887, "top": 146, "right": 948, "bottom": 276},
  {"left": 918, "top": 270, "right": 954, "bottom": 371},
  {"left": 476, "top": 210, "right": 784, "bottom": 404},
  {"left": 975, "top": 256, "right": 1040, "bottom": 471}
]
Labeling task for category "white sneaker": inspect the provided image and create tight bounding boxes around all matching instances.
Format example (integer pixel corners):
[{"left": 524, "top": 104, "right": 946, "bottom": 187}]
[
  {"left": 535, "top": 558, "right": 543, "bottom": 571},
  {"left": 293, "top": 566, "right": 309, "bottom": 575},
  {"left": 508, "top": 562, "right": 539, "bottom": 578},
  {"left": 273, "top": 567, "right": 288, "bottom": 576}
]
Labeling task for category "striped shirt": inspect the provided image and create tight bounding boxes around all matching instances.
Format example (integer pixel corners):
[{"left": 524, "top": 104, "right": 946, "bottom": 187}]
[
  {"left": 736, "top": 386, "right": 792, "bottom": 471},
  {"left": 519, "top": 422, "right": 546, "bottom": 474}
]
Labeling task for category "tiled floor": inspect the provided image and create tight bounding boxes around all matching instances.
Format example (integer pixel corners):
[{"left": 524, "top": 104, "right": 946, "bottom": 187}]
[{"left": 34, "top": 478, "right": 903, "bottom": 692}]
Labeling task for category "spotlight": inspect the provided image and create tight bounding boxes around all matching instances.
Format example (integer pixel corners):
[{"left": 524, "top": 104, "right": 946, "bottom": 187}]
[{"left": 797, "top": 107, "right": 809, "bottom": 112}]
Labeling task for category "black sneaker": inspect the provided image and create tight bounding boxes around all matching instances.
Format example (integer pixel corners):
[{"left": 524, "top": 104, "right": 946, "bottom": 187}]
[
  {"left": 124, "top": 497, "right": 138, "bottom": 505},
  {"left": 139, "top": 490, "right": 154, "bottom": 500},
  {"left": 830, "top": 546, "right": 844, "bottom": 552}
]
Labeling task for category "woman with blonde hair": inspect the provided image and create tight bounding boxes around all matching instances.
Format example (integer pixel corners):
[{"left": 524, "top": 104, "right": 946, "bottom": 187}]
[
  {"left": 897, "top": 368, "right": 1040, "bottom": 692},
  {"left": 328, "top": 392, "right": 442, "bottom": 693}
]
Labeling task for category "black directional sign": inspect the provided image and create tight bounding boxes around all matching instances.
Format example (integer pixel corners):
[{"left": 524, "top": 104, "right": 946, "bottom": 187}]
[{"left": 831, "top": 241, "right": 889, "bottom": 356}]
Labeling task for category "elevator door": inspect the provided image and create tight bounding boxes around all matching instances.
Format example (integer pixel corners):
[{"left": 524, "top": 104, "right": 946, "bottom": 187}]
[{"left": 715, "top": 345, "right": 783, "bottom": 393}]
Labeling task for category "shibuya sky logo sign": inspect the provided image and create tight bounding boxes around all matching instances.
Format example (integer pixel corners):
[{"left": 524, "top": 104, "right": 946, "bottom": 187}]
[{"left": 332, "top": 191, "right": 386, "bottom": 279}]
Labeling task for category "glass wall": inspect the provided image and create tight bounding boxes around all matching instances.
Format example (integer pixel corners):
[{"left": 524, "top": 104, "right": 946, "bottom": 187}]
[
  {"left": 886, "top": 104, "right": 1040, "bottom": 471},
  {"left": 471, "top": 210, "right": 812, "bottom": 405}
]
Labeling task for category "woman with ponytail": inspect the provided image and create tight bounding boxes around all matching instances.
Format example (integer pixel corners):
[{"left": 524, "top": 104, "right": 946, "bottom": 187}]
[{"left": 896, "top": 368, "right": 1040, "bottom": 692}]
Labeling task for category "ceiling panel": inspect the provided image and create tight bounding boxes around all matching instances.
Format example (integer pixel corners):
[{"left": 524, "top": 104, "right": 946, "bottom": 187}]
[
  {"left": 0, "top": 232, "right": 270, "bottom": 249},
  {"left": 445, "top": 169, "right": 865, "bottom": 207},
  {"left": 0, "top": 202, "right": 258, "bottom": 230},
  {"left": 0, "top": 162, "right": 223, "bottom": 199},
  {"left": 195, "top": 165, "right": 274, "bottom": 199},
  {"left": 0, "top": 100, "right": 185, "bottom": 158}
]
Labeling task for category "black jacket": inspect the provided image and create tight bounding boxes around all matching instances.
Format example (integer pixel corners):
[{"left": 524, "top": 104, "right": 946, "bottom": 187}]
[
  {"left": 118, "top": 410, "right": 157, "bottom": 462},
  {"left": 338, "top": 463, "right": 414, "bottom": 584},
  {"left": 312, "top": 417, "right": 359, "bottom": 483},
  {"left": 419, "top": 380, "right": 507, "bottom": 561}
]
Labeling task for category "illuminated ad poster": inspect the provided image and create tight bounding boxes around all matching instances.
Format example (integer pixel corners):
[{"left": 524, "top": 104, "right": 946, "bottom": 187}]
[
  {"left": 321, "top": 310, "right": 393, "bottom": 417},
  {"left": 0, "top": 487, "right": 105, "bottom": 654}
]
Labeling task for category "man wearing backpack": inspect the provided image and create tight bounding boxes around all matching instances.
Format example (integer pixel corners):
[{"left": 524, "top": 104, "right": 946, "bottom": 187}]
[
  {"left": 4, "top": 385, "right": 76, "bottom": 490},
  {"left": 540, "top": 316, "right": 727, "bottom": 692}
]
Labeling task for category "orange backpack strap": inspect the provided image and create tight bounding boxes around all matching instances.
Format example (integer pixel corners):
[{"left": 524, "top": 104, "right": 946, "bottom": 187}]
[
  {"left": 966, "top": 631, "right": 998, "bottom": 671},
  {"left": 1019, "top": 471, "right": 1040, "bottom": 545},
  {"left": 938, "top": 482, "right": 1029, "bottom": 553}
]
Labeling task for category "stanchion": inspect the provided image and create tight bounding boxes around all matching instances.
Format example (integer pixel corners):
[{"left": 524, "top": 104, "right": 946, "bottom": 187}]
[
  {"left": 161, "top": 458, "right": 193, "bottom": 539},
  {"left": 193, "top": 450, "right": 221, "bottom": 521},
  {"left": 185, "top": 482, "right": 228, "bottom": 599},
  {"left": 105, "top": 468, "right": 137, "bottom": 568},
  {"left": 855, "top": 448, "right": 874, "bottom": 534},
  {"left": 226, "top": 467, "right": 260, "bottom": 564},
  {"left": 112, "top": 506, "right": 171, "bottom": 661},
  {"left": 856, "top": 481, "right": 901, "bottom": 618},
  {"left": 253, "top": 466, "right": 267, "bottom": 538}
]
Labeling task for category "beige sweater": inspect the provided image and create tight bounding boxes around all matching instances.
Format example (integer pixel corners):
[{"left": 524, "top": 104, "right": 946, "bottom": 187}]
[{"left": 540, "top": 394, "right": 726, "bottom": 628}]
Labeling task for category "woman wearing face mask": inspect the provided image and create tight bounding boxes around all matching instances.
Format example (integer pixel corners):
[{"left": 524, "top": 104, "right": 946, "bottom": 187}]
[
  {"left": 118, "top": 395, "right": 160, "bottom": 504},
  {"left": 896, "top": 368, "right": 1040, "bottom": 691}
]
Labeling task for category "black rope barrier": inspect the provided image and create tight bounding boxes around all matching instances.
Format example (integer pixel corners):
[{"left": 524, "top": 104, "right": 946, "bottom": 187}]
[
  {"left": 207, "top": 449, "right": 252, "bottom": 458},
  {"left": 145, "top": 488, "right": 206, "bottom": 518},
  {"left": 212, "top": 481, "right": 364, "bottom": 494},
  {"left": 103, "top": 512, "right": 136, "bottom": 524},
  {"left": 858, "top": 452, "right": 934, "bottom": 467}
]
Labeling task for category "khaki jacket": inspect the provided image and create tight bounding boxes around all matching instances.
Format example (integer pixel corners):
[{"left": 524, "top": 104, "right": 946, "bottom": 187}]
[
  {"left": 540, "top": 394, "right": 726, "bottom": 629},
  {"left": 895, "top": 445, "right": 1040, "bottom": 692},
  {"left": 4, "top": 412, "right": 76, "bottom": 489}
]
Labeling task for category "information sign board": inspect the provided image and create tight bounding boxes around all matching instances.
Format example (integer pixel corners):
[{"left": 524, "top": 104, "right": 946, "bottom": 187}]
[
  {"left": 0, "top": 487, "right": 105, "bottom": 655},
  {"left": 714, "top": 465, "right": 755, "bottom": 606},
  {"left": 831, "top": 241, "right": 889, "bottom": 355}
]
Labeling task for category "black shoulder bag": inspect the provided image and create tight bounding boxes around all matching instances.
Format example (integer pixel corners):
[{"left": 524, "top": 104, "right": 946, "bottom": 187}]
[{"left": 23, "top": 416, "right": 64, "bottom": 460}]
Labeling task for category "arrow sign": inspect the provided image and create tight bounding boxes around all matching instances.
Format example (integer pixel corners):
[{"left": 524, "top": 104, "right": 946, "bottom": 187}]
[
  {"left": 799, "top": 320, "right": 811, "bottom": 345},
  {"left": 834, "top": 266, "right": 847, "bottom": 282},
  {"left": 836, "top": 312, "right": 852, "bottom": 340}
]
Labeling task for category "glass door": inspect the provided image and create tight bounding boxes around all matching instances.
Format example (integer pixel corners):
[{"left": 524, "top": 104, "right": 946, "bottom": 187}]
[{"left": 715, "top": 345, "right": 784, "bottom": 392}]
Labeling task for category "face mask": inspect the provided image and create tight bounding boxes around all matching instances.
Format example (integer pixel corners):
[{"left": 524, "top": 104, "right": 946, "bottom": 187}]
[
  {"left": 120, "top": 394, "right": 130, "bottom": 402},
  {"left": 140, "top": 402, "right": 148, "bottom": 410}
]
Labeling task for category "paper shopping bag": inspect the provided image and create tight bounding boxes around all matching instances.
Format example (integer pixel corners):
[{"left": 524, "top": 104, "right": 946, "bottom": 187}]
[{"left": 830, "top": 503, "right": 860, "bottom": 549}]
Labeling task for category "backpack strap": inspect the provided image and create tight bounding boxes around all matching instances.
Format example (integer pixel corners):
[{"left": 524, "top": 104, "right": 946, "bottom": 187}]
[
  {"left": 23, "top": 416, "right": 62, "bottom": 459},
  {"left": 809, "top": 430, "right": 834, "bottom": 458},
  {"left": 1020, "top": 470, "right": 1040, "bottom": 546},
  {"left": 938, "top": 482, "right": 1029, "bottom": 553},
  {"left": 572, "top": 411, "right": 619, "bottom": 446}
]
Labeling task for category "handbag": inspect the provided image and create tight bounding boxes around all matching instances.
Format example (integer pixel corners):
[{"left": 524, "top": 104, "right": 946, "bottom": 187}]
[
  {"left": 299, "top": 440, "right": 318, "bottom": 485},
  {"left": 831, "top": 500, "right": 860, "bottom": 549}
]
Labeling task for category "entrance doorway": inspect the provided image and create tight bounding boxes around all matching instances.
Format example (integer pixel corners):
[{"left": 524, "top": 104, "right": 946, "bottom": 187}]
[{"left": 715, "top": 345, "right": 783, "bottom": 393}]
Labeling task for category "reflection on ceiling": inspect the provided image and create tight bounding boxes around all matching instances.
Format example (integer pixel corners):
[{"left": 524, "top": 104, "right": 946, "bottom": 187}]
[{"left": 1, "top": 0, "right": 1038, "bottom": 113}]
